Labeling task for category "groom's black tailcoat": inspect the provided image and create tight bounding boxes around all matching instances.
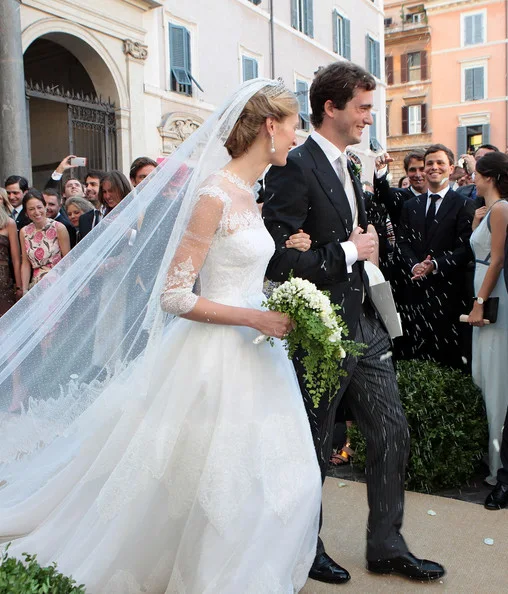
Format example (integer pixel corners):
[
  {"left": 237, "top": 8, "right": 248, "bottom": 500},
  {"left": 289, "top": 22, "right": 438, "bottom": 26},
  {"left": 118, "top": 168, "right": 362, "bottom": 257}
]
[{"left": 263, "top": 136, "right": 410, "bottom": 561}]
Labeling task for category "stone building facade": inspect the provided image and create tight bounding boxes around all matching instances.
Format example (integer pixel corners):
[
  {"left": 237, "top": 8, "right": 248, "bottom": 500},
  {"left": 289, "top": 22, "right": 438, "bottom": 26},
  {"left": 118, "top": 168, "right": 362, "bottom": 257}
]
[{"left": 1, "top": 0, "right": 386, "bottom": 185}]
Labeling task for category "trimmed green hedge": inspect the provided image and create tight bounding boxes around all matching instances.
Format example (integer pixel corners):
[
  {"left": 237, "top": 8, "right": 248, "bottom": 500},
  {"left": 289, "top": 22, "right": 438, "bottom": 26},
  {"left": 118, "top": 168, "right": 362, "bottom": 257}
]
[
  {"left": 0, "top": 546, "right": 86, "bottom": 594},
  {"left": 348, "top": 360, "right": 488, "bottom": 493}
]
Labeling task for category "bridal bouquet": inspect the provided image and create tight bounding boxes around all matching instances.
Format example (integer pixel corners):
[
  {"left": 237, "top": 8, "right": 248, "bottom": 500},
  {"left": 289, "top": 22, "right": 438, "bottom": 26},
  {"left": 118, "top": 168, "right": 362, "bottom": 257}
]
[{"left": 260, "top": 276, "right": 363, "bottom": 408}]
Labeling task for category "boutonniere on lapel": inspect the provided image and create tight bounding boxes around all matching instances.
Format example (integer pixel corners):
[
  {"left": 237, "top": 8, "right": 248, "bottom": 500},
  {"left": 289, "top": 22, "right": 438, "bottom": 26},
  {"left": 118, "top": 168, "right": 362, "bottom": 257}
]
[{"left": 346, "top": 150, "right": 362, "bottom": 180}]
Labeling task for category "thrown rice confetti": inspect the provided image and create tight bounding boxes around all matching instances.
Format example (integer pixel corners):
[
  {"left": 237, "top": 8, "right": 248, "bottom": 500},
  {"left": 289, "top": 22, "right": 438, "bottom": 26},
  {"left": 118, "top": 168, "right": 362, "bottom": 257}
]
[
  {"left": 484, "top": 538, "right": 494, "bottom": 546},
  {"left": 380, "top": 351, "right": 392, "bottom": 361},
  {"left": 338, "top": 482, "right": 347, "bottom": 488},
  {"left": 427, "top": 510, "right": 437, "bottom": 516}
]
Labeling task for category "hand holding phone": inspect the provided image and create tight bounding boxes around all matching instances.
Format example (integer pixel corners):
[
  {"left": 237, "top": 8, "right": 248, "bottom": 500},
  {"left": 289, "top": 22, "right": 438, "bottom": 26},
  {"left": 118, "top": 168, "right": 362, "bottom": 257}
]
[{"left": 70, "top": 157, "right": 87, "bottom": 167}]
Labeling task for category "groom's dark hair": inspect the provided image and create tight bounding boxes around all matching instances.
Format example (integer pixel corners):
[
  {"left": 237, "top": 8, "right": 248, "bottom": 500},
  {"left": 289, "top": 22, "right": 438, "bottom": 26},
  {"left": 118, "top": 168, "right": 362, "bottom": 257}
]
[{"left": 310, "top": 62, "right": 376, "bottom": 128}]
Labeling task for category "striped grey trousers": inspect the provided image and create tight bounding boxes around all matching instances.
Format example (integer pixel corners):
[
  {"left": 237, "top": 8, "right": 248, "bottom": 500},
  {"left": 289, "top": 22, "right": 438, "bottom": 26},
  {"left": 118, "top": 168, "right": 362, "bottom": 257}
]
[{"left": 295, "top": 304, "right": 410, "bottom": 561}]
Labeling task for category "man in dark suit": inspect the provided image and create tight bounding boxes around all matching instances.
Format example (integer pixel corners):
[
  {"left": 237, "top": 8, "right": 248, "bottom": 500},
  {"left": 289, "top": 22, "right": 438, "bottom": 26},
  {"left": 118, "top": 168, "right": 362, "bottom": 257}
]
[
  {"left": 374, "top": 150, "right": 427, "bottom": 229},
  {"left": 42, "top": 188, "right": 77, "bottom": 247},
  {"left": 395, "top": 144, "right": 474, "bottom": 367},
  {"left": 263, "top": 62, "right": 444, "bottom": 584},
  {"left": 4, "top": 175, "right": 30, "bottom": 230}
]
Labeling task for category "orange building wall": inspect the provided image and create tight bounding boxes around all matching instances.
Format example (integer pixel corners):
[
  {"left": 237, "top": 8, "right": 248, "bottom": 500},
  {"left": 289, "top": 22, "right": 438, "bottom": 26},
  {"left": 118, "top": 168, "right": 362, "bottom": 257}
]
[{"left": 429, "top": 1, "right": 507, "bottom": 156}]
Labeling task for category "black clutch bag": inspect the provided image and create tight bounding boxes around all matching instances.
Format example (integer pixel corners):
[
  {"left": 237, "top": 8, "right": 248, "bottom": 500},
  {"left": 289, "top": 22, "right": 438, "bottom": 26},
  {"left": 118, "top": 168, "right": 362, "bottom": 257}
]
[{"left": 482, "top": 297, "right": 499, "bottom": 323}]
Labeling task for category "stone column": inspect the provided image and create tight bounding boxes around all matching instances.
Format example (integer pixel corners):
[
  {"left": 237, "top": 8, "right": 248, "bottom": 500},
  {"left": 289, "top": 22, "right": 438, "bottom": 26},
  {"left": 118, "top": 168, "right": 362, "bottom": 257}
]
[{"left": 0, "top": 0, "right": 30, "bottom": 184}]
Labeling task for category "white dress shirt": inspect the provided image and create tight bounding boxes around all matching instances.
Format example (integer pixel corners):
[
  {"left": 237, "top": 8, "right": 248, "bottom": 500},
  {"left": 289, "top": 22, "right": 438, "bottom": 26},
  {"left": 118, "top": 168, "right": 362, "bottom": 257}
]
[{"left": 310, "top": 131, "right": 358, "bottom": 272}]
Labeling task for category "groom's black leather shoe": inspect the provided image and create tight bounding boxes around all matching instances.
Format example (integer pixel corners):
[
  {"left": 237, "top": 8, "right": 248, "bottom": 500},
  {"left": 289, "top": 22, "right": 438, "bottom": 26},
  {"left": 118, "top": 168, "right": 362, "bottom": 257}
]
[
  {"left": 308, "top": 552, "right": 351, "bottom": 584},
  {"left": 367, "top": 552, "right": 445, "bottom": 581},
  {"left": 484, "top": 482, "right": 508, "bottom": 510}
]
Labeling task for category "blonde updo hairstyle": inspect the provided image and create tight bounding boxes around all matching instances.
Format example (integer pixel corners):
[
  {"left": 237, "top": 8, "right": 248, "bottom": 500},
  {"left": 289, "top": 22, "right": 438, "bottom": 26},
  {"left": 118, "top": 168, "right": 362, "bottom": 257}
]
[{"left": 225, "top": 86, "right": 299, "bottom": 158}]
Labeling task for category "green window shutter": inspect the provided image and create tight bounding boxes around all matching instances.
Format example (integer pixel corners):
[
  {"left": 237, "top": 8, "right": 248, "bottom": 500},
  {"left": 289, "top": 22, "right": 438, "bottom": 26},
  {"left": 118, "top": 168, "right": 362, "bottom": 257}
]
[
  {"left": 371, "top": 112, "right": 377, "bottom": 140},
  {"left": 457, "top": 126, "right": 467, "bottom": 156},
  {"left": 333, "top": 10, "right": 339, "bottom": 54},
  {"left": 465, "top": 68, "right": 474, "bottom": 101},
  {"left": 344, "top": 18, "right": 351, "bottom": 60},
  {"left": 374, "top": 40, "right": 380, "bottom": 78},
  {"left": 465, "top": 16, "right": 473, "bottom": 45},
  {"left": 296, "top": 80, "right": 310, "bottom": 130},
  {"left": 474, "top": 14, "right": 483, "bottom": 43},
  {"left": 291, "top": 0, "right": 298, "bottom": 29},
  {"left": 481, "top": 123, "right": 490, "bottom": 144},
  {"left": 242, "top": 56, "right": 258, "bottom": 81},
  {"left": 296, "top": 80, "right": 309, "bottom": 114},
  {"left": 170, "top": 24, "right": 188, "bottom": 70},
  {"left": 304, "top": 0, "right": 314, "bottom": 38},
  {"left": 366, "top": 35, "right": 371, "bottom": 73},
  {"left": 474, "top": 66, "right": 484, "bottom": 99}
]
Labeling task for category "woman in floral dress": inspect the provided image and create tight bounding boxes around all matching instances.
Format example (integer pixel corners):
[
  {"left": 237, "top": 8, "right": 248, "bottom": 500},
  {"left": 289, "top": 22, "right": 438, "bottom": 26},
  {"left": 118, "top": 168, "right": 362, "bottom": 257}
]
[{"left": 19, "top": 188, "right": 70, "bottom": 295}]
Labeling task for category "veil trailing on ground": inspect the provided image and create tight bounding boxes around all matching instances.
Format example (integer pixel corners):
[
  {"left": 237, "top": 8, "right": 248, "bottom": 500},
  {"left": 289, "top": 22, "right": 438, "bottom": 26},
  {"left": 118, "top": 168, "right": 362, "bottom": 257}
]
[{"left": 0, "top": 78, "right": 281, "bottom": 465}]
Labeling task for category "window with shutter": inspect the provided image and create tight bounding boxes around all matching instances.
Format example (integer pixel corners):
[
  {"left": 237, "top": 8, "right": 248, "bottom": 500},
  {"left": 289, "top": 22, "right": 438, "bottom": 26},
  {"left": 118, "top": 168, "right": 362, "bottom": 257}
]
[
  {"left": 407, "top": 52, "right": 421, "bottom": 82},
  {"left": 408, "top": 105, "right": 422, "bottom": 134},
  {"left": 333, "top": 11, "right": 351, "bottom": 59},
  {"left": 292, "top": 0, "right": 313, "bottom": 38},
  {"left": 464, "top": 13, "right": 485, "bottom": 46},
  {"left": 464, "top": 66, "right": 485, "bottom": 101},
  {"left": 169, "top": 23, "right": 203, "bottom": 96},
  {"left": 366, "top": 36, "right": 380, "bottom": 78},
  {"left": 242, "top": 56, "right": 259, "bottom": 82},
  {"left": 296, "top": 80, "right": 310, "bottom": 131}
]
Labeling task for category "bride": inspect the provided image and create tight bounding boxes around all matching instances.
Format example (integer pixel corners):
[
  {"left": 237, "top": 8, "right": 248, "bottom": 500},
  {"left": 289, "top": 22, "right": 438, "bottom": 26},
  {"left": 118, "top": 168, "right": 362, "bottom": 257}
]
[{"left": 0, "top": 80, "right": 321, "bottom": 593}]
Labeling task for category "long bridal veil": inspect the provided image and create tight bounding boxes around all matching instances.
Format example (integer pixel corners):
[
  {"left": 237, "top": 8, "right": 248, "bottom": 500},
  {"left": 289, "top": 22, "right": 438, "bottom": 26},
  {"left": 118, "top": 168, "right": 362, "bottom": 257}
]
[{"left": 0, "top": 78, "right": 279, "bottom": 465}]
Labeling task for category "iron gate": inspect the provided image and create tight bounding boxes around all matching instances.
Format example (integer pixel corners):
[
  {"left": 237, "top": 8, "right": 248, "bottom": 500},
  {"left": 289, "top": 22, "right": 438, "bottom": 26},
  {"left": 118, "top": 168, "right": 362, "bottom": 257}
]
[{"left": 26, "top": 80, "right": 117, "bottom": 172}]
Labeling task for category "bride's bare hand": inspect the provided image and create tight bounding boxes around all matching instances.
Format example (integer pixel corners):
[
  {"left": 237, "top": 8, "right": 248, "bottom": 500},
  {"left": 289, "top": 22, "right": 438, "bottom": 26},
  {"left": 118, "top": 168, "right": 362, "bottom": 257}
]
[
  {"left": 254, "top": 311, "right": 294, "bottom": 339},
  {"left": 286, "top": 229, "right": 311, "bottom": 252}
]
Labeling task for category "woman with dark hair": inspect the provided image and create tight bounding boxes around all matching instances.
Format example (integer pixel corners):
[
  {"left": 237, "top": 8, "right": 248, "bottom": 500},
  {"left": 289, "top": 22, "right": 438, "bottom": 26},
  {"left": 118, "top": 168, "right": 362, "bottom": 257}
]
[
  {"left": 467, "top": 151, "right": 508, "bottom": 486},
  {"left": 99, "top": 170, "right": 132, "bottom": 214},
  {"left": 19, "top": 189, "right": 70, "bottom": 295}
]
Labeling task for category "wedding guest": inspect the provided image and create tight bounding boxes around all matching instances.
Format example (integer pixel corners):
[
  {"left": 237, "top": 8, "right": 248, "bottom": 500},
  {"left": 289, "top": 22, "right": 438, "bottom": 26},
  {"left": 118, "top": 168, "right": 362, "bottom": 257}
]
[
  {"left": 65, "top": 196, "right": 95, "bottom": 244},
  {"left": 398, "top": 175, "right": 410, "bottom": 189},
  {"left": 467, "top": 152, "right": 508, "bottom": 486},
  {"left": 395, "top": 144, "right": 474, "bottom": 368},
  {"left": 0, "top": 189, "right": 22, "bottom": 313},
  {"left": 79, "top": 171, "right": 130, "bottom": 240},
  {"left": 5, "top": 175, "right": 30, "bottom": 230},
  {"left": 0, "top": 187, "right": 14, "bottom": 216},
  {"left": 42, "top": 188, "right": 77, "bottom": 247},
  {"left": 484, "top": 230, "right": 508, "bottom": 509},
  {"left": 84, "top": 169, "right": 105, "bottom": 209},
  {"left": 19, "top": 189, "right": 70, "bottom": 295},
  {"left": 129, "top": 157, "right": 157, "bottom": 187}
]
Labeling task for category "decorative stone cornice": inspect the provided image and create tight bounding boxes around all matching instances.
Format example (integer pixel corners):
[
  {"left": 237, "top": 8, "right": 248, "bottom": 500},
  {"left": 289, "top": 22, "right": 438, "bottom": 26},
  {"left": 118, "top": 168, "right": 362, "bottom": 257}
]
[
  {"left": 158, "top": 112, "right": 204, "bottom": 154},
  {"left": 123, "top": 39, "right": 148, "bottom": 60}
]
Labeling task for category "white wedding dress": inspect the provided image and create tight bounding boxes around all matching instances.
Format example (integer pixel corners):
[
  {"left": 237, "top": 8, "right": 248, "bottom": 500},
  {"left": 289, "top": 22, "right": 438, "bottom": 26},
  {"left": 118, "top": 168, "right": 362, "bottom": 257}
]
[{"left": 0, "top": 170, "right": 321, "bottom": 593}]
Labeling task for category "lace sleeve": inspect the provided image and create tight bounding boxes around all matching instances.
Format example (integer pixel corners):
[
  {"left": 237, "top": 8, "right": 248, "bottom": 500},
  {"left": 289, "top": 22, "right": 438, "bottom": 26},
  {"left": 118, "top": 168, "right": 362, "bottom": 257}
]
[{"left": 160, "top": 191, "right": 227, "bottom": 315}]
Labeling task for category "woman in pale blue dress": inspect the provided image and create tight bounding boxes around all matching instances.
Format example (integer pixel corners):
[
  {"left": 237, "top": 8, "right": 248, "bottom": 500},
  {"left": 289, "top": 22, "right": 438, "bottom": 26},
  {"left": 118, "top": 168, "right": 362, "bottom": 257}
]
[{"left": 468, "top": 151, "right": 508, "bottom": 485}]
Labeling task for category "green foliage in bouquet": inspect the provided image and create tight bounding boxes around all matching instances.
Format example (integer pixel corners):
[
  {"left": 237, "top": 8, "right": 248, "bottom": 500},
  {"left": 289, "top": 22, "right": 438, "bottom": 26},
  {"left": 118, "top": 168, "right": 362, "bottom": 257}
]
[
  {"left": 348, "top": 360, "right": 488, "bottom": 493},
  {"left": 264, "top": 276, "right": 364, "bottom": 408},
  {"left": 0, "top": 545, "right": 86, "bottom": 594}
]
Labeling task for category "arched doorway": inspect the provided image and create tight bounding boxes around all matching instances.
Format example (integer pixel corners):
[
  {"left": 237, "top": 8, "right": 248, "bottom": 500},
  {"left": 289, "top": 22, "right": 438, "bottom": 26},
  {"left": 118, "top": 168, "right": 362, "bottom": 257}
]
[{"left": 24, "top": 35, "right": 120, "bottom": 188}]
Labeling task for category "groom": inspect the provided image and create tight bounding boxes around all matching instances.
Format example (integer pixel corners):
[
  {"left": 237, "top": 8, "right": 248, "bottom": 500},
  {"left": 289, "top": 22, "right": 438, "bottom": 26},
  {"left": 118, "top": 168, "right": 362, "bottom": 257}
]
[{"left": 263, "top": 62, "right": 445, "bottom": 583}]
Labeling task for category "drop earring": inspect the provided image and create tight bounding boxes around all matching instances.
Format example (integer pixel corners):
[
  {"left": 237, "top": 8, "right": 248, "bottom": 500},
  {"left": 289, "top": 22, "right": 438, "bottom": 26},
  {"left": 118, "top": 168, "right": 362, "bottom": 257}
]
[{"left": 270, "top": 135, "right": 276, "bottom": 153}]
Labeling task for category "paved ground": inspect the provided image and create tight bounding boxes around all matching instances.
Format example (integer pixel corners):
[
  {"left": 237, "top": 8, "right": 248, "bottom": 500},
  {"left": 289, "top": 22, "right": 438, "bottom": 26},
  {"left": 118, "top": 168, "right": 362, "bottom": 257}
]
[
  {"left": 327, "top": 460, "right": 493, "bottom": 505},
  {"left": 301, "top": 478, "right": 508, "bottom": 594}
]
